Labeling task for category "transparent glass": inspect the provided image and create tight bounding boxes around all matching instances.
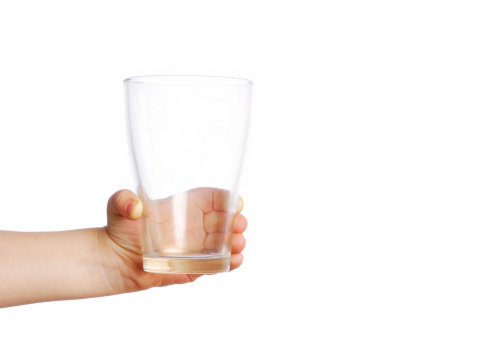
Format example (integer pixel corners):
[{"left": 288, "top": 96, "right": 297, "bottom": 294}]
[{"left": 124, "top": 75, "right": 252, "bottom": 274}]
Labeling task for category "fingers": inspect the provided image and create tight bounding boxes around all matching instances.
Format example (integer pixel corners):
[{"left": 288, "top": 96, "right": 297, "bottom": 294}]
[
  {"left": 230, "top": 208, "right": 247, "bottom": 271},
  {"left": 233, "top": 214, "right": 248, "bottom": 233},
  {"left": 204, "top": 211, "right": 228, "bottom": 233},
  {"left": 188, "top": 188, "right": 242, "bottom": 214},
  {"left": 204, "top": 233, "right": 223, "bottom": 250},
  {"left": 213, "top": 189, "right": 230, "bottom": 211},
  {"left": 231, "top": 233, "right": 246, "bottom": 253},
  {"left": 107, "top": 189, "right": 143, "bottom": 221},
  {"left": 203, "top": 231, "right": 246, "bottom": 252},
  {"left": 204, "top": 207, "right": 246, "bottom": 234},
  {"left": 229, "top": 253, "right": 244, "bottom": 271},
  {"left": 188, "top": 187, "right": 230, "bottom": 213}
]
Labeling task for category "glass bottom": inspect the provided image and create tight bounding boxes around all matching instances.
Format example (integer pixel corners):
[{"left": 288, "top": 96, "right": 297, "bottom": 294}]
[{"left": 143, "top": 255, "right": 230, "bottom": 274}]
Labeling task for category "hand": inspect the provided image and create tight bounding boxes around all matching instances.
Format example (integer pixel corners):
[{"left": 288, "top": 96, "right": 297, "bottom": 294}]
[{"left": 99, "top": 189, "right": 248, "bottom": 294}]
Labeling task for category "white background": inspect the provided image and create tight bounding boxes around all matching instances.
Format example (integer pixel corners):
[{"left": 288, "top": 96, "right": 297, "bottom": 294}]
[{"left": 1, "top": 1, "right": 495, "bottom": 346}]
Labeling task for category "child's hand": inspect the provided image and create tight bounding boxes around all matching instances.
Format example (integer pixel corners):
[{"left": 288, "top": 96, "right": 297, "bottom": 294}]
[
  {"left": 0, "top": 188, "right": 247, "bottom": 307},
  {"left": 99, "top": 189, "right": 248, "bottom": 294}
]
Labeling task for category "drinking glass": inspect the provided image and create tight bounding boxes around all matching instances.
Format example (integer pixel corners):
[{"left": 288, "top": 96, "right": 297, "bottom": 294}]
[{"left": 124, "top": 75, "right": 252, "bottom": 274}]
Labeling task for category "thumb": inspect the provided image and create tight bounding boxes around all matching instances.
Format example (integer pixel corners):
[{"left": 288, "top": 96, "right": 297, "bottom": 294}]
[
  {"left": 107, "top": 189, "right": 143, "bottom": 222},
  {"left": 106, "top": 190, "right": 144, "bottom": 255}
]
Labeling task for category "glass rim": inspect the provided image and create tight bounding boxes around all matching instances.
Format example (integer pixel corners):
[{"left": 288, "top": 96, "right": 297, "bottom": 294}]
[{"left": 124, "top": 75, "right": 253, "bottom": 86}]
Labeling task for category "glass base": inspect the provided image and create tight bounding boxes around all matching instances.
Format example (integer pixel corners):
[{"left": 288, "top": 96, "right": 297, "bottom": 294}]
[{"left": 143, "top": 255, "right": 230, "bottom": 274}]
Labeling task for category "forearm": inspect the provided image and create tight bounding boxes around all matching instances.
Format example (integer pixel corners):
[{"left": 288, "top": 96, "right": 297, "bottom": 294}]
[{"left": 0, "top": 228, "right": 120, "bottom": 308}]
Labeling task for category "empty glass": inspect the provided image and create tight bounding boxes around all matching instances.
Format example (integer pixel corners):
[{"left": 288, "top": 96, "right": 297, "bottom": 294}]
[{"left": 124, "top": 75, "right": 252, "bottom": 274}]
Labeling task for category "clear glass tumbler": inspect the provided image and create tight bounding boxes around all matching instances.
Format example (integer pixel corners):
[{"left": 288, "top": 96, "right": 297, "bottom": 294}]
[{"left": 124, "top": 75, "right": 252, "bottom": 274}]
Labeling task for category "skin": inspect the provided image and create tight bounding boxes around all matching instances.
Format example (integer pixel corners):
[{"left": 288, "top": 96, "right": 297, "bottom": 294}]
[{"left": 0, "top": 189, "right": 247, "bottom": 308}]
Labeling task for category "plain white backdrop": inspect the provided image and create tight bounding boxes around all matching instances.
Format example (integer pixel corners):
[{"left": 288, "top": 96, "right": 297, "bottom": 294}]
[{"left": 0, "top": 1, "right": 495, "bottom": 346}]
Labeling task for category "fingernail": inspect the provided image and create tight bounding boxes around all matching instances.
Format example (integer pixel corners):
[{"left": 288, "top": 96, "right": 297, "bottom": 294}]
[
  {"left": 236, "top": 196, "right": 244, "bottom": 213},
  {"left": 127, "top": 200, "right": 143, "bottom": 219}
]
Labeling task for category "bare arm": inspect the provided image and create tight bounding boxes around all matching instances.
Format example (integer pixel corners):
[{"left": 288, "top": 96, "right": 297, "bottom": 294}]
[
  {"left": 0, "top": 228, "right": 117, "bottom": 307},
  {"left": 0, "top": 189, "right": 247, "bottom": 308}
]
